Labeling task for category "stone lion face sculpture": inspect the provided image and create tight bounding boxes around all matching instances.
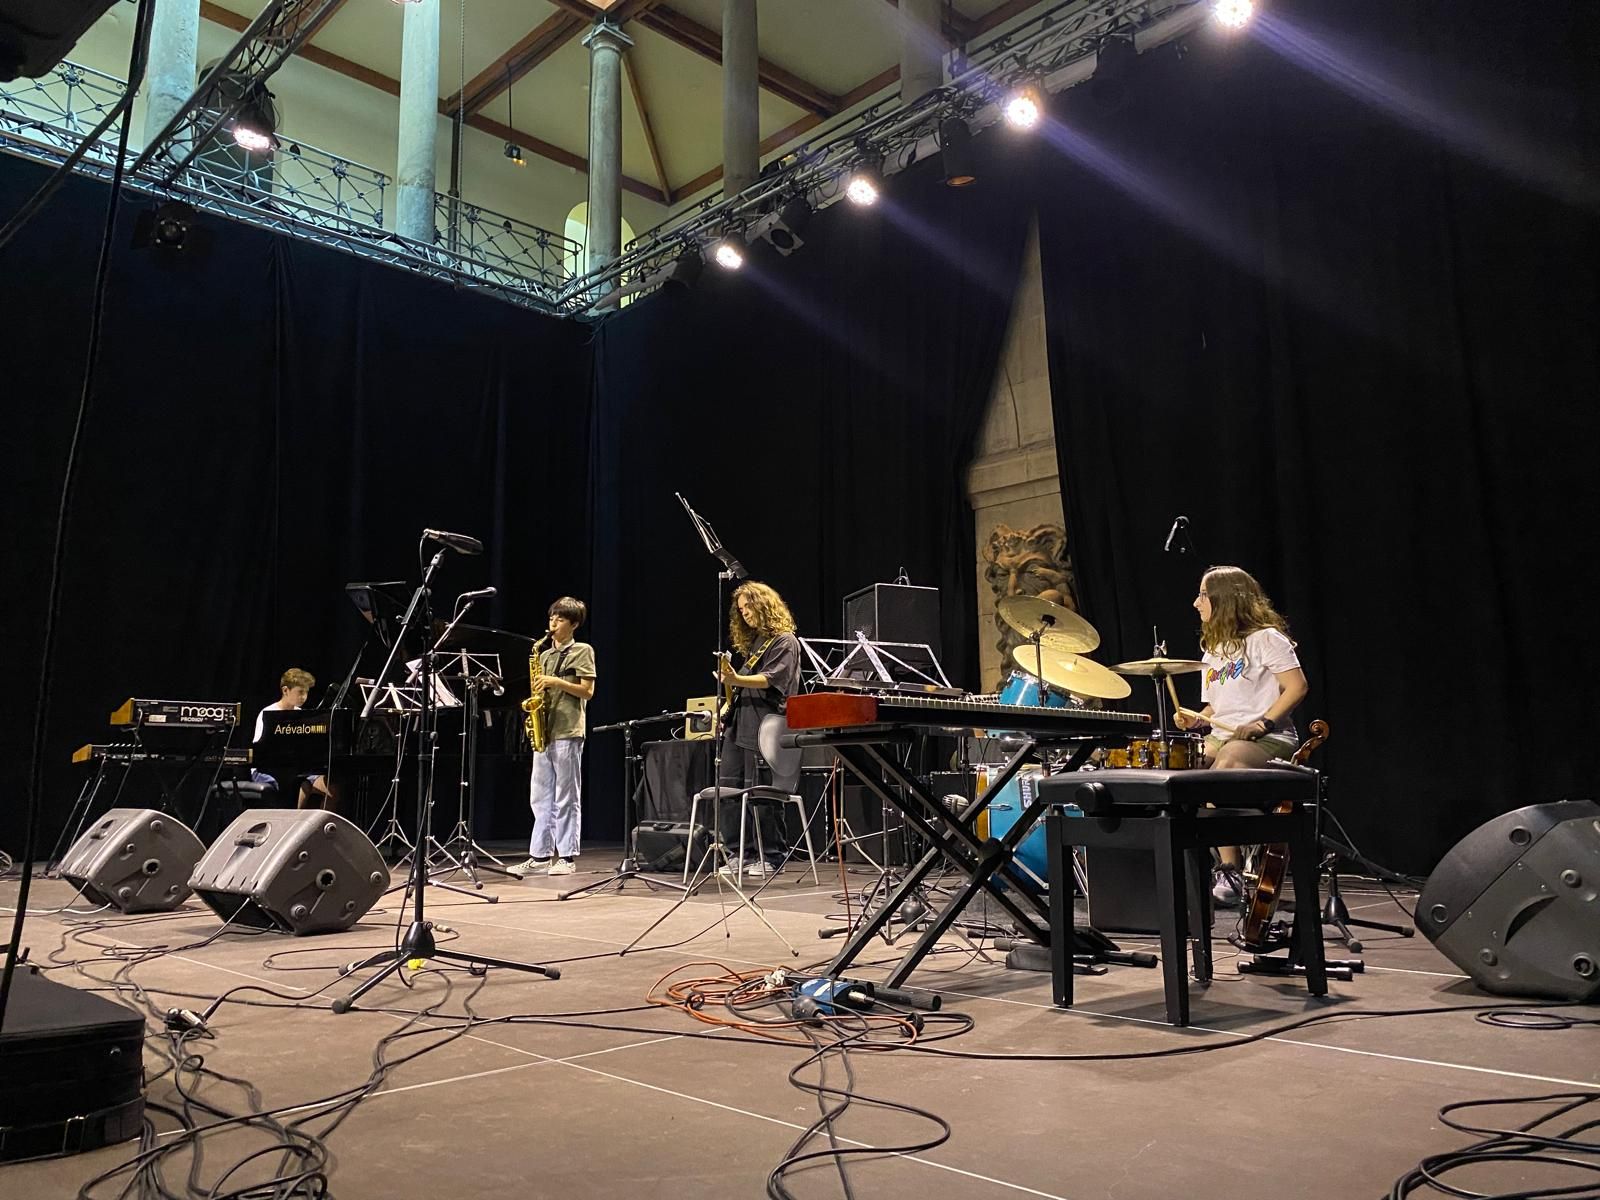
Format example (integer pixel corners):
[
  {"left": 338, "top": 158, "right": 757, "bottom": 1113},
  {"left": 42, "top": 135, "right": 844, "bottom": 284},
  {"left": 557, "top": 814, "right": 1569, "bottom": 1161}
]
[{"left": 983, "top": 523, "right": 1079, "bottom": 662}]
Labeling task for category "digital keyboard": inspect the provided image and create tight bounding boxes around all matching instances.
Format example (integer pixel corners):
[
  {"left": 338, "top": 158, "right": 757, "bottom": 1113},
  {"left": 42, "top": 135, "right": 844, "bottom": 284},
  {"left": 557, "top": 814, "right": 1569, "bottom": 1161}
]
[
  {"left": 73, "top": 743, "right": 252, "bottom": 766},
  {"left": 110, "top": 698, "right": 241, "bottom": 730},
  {"left": 786, "top": 692, "right": 1150, "bottom": 737}
]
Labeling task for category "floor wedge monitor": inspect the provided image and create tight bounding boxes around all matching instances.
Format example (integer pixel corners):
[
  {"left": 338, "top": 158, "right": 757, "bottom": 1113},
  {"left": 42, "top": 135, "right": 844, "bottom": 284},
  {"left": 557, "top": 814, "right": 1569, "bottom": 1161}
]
[
  {"left": 1417, "top": 799, "right": 1600, "bottom": 1002},
  {"left": 57, "top": 808, "right": 204, "bottom": 913},
  {"left": 189, "top": 809, "right": 388, "bottom": 935}
]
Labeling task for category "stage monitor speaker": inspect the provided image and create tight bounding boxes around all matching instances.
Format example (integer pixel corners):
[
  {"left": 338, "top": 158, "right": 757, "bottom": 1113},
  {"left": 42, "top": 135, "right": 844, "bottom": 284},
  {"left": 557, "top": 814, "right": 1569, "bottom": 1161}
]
[
  {"left": 188, "top": 809, "right": 388, "bottom": 935},
  {"left": 57, "top": 808, "right": 204, "bottom": 913},
  {"left": 843, "top": 583, "right": 941, "bottom": 662},
  {"left": 1417, "top": 799, "right": 1600, "bottom": 1002}
]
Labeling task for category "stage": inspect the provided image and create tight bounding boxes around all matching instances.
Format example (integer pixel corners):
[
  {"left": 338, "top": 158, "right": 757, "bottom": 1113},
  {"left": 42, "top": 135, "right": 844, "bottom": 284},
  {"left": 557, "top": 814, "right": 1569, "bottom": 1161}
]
[{"left": 4, "top": 853, "right": 1594, "bottom": 1199}]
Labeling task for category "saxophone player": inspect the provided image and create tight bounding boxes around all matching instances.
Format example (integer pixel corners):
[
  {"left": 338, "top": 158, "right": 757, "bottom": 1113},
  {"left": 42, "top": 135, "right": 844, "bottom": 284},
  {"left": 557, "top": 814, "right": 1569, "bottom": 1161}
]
[{"left": 509, "top": 597, "right": 596, "bottom": 878}]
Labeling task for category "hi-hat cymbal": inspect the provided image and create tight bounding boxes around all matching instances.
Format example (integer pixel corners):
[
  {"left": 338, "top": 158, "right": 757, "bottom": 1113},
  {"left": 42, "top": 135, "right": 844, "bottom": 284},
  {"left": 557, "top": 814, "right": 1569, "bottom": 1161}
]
[
  {"left": 1111, "top": 656, "right": 1205, "bottom": 677},
  {"left": 1011, "top": 646, "right": 1131, "bottom": 700},
  {"left": 996, "top": 595, "right": 1100, "bottom": 654}
]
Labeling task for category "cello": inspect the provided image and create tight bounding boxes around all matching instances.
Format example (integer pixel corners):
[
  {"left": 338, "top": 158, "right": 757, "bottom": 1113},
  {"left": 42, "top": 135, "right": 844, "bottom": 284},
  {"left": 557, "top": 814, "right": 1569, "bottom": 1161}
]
[{"left": 1238, "top": 719, "right": 1329, "bottom": 951}]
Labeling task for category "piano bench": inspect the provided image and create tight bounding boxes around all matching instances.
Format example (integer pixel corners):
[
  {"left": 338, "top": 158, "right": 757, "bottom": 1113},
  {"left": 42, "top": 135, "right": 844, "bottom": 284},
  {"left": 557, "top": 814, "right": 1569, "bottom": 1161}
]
[{"left": 1038, "top": 768, "right": 1327, "bottom": 1027}]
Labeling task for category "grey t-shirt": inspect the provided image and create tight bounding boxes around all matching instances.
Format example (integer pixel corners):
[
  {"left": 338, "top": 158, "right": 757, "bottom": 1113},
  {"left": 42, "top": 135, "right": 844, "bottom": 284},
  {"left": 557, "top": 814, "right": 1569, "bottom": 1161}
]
[{"left": 539, "top": 639, "right": 596, "bottom": 741}]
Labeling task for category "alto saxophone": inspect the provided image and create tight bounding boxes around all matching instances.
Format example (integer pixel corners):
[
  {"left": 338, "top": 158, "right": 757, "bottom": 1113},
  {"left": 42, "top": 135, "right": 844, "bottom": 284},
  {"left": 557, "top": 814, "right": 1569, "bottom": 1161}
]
[{"left": 523, "top": 634, "right": 553, "bottom": 752}]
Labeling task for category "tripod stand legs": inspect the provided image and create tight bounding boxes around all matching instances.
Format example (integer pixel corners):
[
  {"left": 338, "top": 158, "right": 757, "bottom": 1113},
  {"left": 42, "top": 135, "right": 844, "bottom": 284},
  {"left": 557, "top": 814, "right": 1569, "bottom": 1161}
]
[
  {"left": 1321, "top": 861, "right": 1414, "bottom": 952},
  {"left": 333, "top": 917, "right": 560, "bottom": 1013},
  {"left": 621, "top": 832, "right": 799, "bottom": 957}
]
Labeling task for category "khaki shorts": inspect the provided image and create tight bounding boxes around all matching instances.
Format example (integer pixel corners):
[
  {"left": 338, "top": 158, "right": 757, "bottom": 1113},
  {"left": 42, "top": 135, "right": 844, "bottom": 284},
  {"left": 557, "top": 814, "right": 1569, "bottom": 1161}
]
[{"left": 1204, "top": 731, "right": 1300, "bottom": 762}]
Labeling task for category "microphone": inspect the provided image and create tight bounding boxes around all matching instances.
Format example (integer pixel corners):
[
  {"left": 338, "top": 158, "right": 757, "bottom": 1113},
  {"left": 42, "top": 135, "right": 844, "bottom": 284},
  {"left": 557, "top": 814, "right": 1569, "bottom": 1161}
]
[
  {"left": 1163, "top": 515, "right": 1189, "bottom": 554},
  {"left": 459, "top": 586, "right": 497, "bottom": 601},
  {"left": 424, "top": 528, "right": 484, "bottom": 556}
]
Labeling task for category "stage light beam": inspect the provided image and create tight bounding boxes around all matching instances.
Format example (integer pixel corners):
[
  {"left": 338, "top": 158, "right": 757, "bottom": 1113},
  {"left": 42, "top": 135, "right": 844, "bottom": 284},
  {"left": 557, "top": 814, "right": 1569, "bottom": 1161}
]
[
  {"left": 845, "top": 154, "right": 883, "bottom": 206},
  {"left": 1213, "top": 0, "right": 1254, "bottom": 29},
  {"left": 1004, "top": 82, "right": 1043, "bottom": 130}
]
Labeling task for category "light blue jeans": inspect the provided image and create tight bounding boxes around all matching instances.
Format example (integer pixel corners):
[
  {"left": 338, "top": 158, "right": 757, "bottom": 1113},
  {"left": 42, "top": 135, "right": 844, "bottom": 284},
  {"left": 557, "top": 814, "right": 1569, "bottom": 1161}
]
[{"left": 529, "top": 737, "right": 583, "bottom": 859}]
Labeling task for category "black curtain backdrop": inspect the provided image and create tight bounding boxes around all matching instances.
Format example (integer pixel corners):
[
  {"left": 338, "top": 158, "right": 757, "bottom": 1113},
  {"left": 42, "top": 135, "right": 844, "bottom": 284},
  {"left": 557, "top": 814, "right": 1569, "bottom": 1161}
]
[
  {"left": 0, "top": 162, "right": 593, "bottom": 855},
  {"left": 583, "top": 142, "right": 1034, "bottom": 832},
  {"left": 1038, "top": 1, "right": 1600, "bottom": 873},
  {"left": 1, "top": 137, "right": 1029, "bottom": 853}
]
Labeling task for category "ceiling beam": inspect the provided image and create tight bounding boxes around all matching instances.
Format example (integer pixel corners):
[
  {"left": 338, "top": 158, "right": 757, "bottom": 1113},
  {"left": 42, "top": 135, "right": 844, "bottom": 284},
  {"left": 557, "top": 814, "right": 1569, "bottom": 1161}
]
[
  {"left": 296, "top": 0, "right": 353, "bottom": 44},
  {"left": 446, "top": 9, "right": 587, "bottom": 118},
  {"left": 634, "top": 7, "right": 839, "bottom": 118},
  {"left": 198, "top": 2, "right": 666, "bottom": 205},
  {"left": 970, "top": 0, "right": 1048, "bottom": 38},
  {"left": 880, "top": 0, "right": 977, "bottom": 46},
  {"left": 447, "top": 0, "right": 665, "bottom": 120},
  {"left": 674, "top": 64, "right": 899, "bottom": 201},
  {"left": 623, "top": 49, "right": 673, "bottom": 204}
]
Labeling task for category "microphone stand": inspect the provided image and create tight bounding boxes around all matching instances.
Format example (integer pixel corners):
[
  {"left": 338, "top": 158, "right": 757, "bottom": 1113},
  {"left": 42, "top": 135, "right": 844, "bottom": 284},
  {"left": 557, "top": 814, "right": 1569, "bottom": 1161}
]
[
  {"left": 557, "top": 710, "right": 697, "bottom": 900},
  {"left": 333, "top": 534, "right": 559, "bottom": 1013}
]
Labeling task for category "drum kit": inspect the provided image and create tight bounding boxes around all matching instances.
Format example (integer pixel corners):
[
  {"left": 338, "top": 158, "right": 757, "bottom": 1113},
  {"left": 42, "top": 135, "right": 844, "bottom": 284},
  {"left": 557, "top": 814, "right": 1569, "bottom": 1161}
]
[{"left": 994, "top": 595, "right": 1208, "bottom": 770}]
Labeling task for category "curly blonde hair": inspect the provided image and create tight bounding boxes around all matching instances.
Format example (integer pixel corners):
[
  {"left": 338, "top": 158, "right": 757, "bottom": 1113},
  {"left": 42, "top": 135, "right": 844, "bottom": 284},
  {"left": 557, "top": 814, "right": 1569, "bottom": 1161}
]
[
  {"left": 1199, "top": 566, "right": 1291, "bottom": 660},
  {"left": 729, "top": 581, "right": 797, "bottom": 655}
]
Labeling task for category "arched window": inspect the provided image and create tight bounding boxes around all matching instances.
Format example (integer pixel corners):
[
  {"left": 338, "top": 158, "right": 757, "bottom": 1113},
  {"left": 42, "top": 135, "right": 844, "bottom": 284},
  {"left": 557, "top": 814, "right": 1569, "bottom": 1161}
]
[{"left": 564, "top": 201, "right": 636, "bottom": 281}]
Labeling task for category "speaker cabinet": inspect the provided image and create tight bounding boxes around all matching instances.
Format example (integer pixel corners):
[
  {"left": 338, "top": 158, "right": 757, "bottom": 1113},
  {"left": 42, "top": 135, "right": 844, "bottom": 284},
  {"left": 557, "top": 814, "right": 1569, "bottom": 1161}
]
[
  {"left": 58, "top": 808, "right": 204, "bottom": 913},
  {"left": 843, "top": 583, "right": 941, "bottom": 662},
  {"left": 188, "top": 809, "right": 388, "bottom": 935},
  {"left": 1418, "top": 800, "right": 1600, "bottom": 1001}
]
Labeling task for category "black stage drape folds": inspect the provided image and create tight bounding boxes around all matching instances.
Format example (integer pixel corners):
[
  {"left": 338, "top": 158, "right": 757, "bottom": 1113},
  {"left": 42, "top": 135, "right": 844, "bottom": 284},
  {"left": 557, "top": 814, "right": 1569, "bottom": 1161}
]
[
  {"left": 1038, "top": 0, "right": 1600, "bottom": 873},
  {"left": 583, "top": 141, "right": 1033, "bottom": 828},
  {"left": 1, "top": 138, "right": 1029, "bottom": 851},
  {"left": 0, "top": 164, "right": 593, "bottom": 853}
]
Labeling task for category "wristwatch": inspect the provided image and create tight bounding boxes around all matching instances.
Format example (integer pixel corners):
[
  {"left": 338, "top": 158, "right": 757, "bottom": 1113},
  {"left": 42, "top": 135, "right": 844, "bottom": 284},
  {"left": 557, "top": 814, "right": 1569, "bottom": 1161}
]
[{"left": 1259, "top": 716, "right": 1277, "bottom": 734}]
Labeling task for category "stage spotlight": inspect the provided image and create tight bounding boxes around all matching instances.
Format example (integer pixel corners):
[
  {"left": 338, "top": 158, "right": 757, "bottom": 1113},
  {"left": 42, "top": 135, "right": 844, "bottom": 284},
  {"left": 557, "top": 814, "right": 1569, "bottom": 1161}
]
[
  {"left": 1003, "top": 81, "right": 1043, "bottom": 130},
  {"left": 713, "top": 238, "right": 744, "bottom": 270},
  {"left": 133, "top": 199, "right": 197, "bottom": 250},
  {"left": 845, "top": 154, "right": 883, "bottom": 206},
  {"left": 1090, "top": 35, "right": 1137, "bottom": 110},
  {"left": 1213, "top": 0, "right": 1254, "bottom": 29},
  {"left": 504, "top": 141, "right": 525, "bottom": 165},
  {"left": 940, "top": 116, "right": 977, "bottom": 187},
  {"left": 754, "top": 195, "right": 813, "bottom": 255},
  {"left": 662, "top": 248, "right": 704, "bottom": 291},
  {"left": 229, "top": 83, "right": 277, "bottom": 154}
]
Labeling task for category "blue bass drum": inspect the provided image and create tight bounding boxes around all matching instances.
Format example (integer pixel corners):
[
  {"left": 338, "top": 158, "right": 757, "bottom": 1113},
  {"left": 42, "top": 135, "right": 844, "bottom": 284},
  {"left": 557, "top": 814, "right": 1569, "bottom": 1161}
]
[
  {"left": 985, "top": 768, "right": 1081, "bottom": 892},
  {"left": 997, "top": 669, "right": 1073, "bottom": 709}
]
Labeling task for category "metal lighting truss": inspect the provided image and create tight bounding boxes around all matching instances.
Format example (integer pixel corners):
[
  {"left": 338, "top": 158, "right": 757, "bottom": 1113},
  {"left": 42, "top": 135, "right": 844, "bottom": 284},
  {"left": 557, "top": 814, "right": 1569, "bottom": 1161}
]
[
  {"left": 559, "top": 0, "right": 1212, "bottom": 314},
  {"left": 130, "top": 0, "right": 350, "bottom": 182}
]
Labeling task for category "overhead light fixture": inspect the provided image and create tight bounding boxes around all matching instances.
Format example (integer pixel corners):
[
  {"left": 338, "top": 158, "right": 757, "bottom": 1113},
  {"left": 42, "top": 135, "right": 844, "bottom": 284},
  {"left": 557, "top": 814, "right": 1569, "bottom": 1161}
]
[
  {"left": 845, "top": 153, "right": 883, "bottom": 206},
  {"left": 1003, "top": 80, "right": 1044, "bottom": 130},
  {"left": 940, "top": 116, "right": 977, "bottom": 187},
  {"left": 504, "top": 142, "right": 525, "bottom": 166},
  {"left": 712, "top": 238, "right": 744, "bottom": 270},
  {"left": 661, "top": 248, "right": 704, "bottom": 291},
  {"left": 144, "top": 199, "right": 196, "bottom": 249},
  {"left": 1213, "top": 0, "right": 1254, "bottom": 29},
  {"left": 228, "top": 82, "right": 277, "bottom": 154},
  {"left": 754, "top": 195, "right": 813, "bottom": 255},
  {"left": 1089, "top": 35, "right": 1138, "bottom": 110}
]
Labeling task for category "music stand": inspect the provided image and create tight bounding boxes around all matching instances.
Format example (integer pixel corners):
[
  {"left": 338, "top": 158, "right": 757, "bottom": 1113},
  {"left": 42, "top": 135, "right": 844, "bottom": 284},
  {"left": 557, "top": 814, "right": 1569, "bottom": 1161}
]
[{"left": 333, "top": 542, "right": 559, "bottom": 1013}]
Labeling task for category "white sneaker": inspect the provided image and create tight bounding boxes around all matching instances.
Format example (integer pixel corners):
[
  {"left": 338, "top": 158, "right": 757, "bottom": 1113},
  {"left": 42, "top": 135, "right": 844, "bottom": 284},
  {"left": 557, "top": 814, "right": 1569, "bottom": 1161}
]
[
  {"left": 548, "top": 858, "right": 577, "bottom": 876},
  {"left": 506, "top": 857, "right": 550, "bottom": 879}
]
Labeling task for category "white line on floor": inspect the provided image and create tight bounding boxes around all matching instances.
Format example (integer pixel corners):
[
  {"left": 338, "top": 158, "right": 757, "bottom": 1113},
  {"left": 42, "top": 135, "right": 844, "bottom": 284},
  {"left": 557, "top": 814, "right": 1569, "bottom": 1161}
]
[{"left": 914, "top": 985, "right": 1600, "bottom": 1089}]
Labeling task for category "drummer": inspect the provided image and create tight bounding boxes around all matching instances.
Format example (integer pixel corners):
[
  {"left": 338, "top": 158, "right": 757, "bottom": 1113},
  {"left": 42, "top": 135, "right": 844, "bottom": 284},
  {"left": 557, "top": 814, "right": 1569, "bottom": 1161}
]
[{"left": 1172, "top": 566, "right": 1308, "bottom": 907}]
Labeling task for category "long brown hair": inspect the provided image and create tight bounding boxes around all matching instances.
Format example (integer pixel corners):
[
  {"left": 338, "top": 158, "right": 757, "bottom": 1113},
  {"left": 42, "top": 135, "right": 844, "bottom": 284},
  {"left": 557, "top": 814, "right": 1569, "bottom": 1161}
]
[
  {"left": 729, "top": 581, "right": 797, "bottom": 655},
  {"left": 1199, "top": 566, "right": 1291, "bottom": 660}
]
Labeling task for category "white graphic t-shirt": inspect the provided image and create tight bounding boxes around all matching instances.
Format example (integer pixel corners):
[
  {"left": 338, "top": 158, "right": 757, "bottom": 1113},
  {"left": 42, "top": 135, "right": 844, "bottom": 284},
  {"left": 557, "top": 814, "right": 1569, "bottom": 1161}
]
[{"left": 1200, "top": 627, "right": 1300, "bottom": 735}]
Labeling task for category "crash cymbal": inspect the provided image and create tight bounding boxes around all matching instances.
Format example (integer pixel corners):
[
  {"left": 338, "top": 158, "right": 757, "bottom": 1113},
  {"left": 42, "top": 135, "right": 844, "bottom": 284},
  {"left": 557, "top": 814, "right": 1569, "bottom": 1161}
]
[
  {"left": 1011, "top": 646, "right": 1131, "bottom": 700},
  {"left": 995, "top": 595, "right": 1100, "bottom": 654},
  {"left": 1111, "top": 656, "right": 1206, "bottom": 677}
]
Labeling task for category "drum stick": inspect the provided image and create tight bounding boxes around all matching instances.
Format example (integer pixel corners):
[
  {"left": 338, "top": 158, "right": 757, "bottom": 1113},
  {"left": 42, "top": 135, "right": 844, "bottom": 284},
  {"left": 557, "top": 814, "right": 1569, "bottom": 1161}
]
[{"left": 1172, "top": 705, "right": 1239, "bottom": 735}]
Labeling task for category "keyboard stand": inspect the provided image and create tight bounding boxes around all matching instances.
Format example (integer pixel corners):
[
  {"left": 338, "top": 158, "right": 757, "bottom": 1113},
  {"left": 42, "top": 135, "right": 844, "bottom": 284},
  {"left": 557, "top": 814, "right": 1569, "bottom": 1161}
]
[{"left": 795, "top": 731, "right": 1102, "bottom": 987}]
